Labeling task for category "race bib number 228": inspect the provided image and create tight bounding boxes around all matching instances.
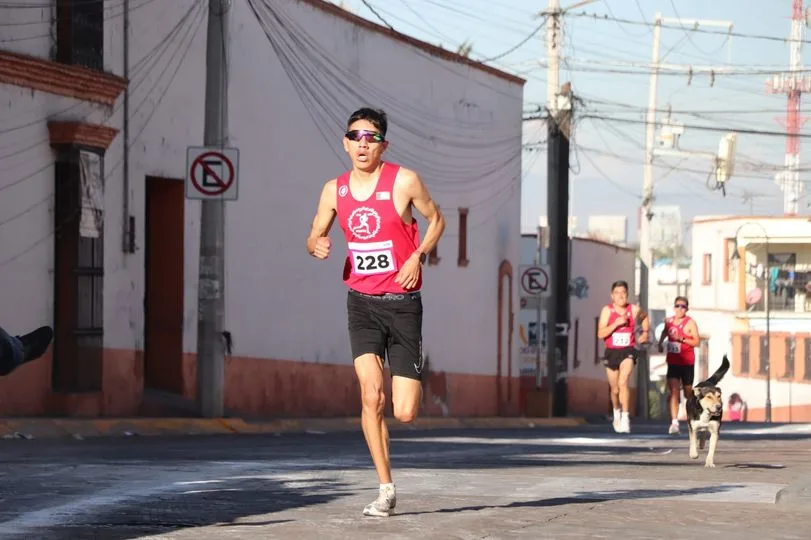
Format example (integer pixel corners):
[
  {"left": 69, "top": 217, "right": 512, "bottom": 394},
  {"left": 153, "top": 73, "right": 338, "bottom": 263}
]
[{"left": 349, "top": 241, "right": 397, "bottom": 275}]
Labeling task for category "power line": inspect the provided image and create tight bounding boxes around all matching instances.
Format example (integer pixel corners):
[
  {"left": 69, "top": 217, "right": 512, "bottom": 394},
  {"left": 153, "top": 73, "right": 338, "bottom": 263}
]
[
  {"left": 568, "top": 10, "right": 811, "bottom": 45},
  {"left": 536, "top": 112, "right": 811, "bottom": 139}
]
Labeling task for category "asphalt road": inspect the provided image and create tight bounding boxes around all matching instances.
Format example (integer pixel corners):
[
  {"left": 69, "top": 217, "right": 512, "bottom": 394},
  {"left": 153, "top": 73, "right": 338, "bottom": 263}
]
[{"left": 0, "top": 422, "right": 809, "bottom": 539}]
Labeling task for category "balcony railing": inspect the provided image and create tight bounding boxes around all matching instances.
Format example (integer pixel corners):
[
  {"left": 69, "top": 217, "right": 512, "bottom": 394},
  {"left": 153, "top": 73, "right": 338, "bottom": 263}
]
[{"left": 742, "top": 262, "right": 811, "bottom": 313}]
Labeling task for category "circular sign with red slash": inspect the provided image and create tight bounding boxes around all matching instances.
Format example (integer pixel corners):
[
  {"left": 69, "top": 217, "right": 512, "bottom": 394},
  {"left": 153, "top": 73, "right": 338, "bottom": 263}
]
[{"left": 190, "top": 151, "right": 235, "bottom": 196}]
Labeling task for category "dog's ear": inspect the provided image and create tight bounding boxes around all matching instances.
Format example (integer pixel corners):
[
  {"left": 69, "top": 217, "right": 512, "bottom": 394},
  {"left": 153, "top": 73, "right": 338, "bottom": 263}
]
[{"left": 693, "top": 387, "right": 703, "bottom": 397}]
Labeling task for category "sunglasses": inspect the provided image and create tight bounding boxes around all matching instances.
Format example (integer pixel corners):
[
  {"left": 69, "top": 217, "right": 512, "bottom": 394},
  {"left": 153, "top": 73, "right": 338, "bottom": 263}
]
[
  {"left": 674, "top": 304, "right": 688, "bottom": 309},
  {"left": 345, "top": 129, "right": 385, "bottom": 143}
]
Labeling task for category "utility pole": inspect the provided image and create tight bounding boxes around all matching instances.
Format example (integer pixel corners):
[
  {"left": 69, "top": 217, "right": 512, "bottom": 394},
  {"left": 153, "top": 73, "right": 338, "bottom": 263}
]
[
  {"left": 767, "top": 0, "right": 810, "bottom": 215},
  {"left": 535, "top": 225, "right": 546, "bottom": 391},
  {"left": 638, "top": 13, "right": 662, "bottom": 422},
  {"left": 196, "top": 0, "right": 230, "bottom": 418},
  {"left": 544, "top": 0, "right": 573, "bottom": 418},
  {"left": 546, "top": 82, "right": 572, "bottom": 418},
  {"left": 640, "top": 12, "right": 734, "bottom": 420}
]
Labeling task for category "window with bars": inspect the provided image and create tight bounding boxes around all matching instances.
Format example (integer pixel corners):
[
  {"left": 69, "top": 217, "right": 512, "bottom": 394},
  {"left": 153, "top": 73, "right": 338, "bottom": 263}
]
[
  {"left": 56, "top": 0, "right": 104, "bottom": 71},
  {"left": 53, "top": 148, "right": 104, "bottom": 392},
  {"left": 457, "top": 208, "right": 469, "bottom": 267},
  {"left": 784, "top": 336, "right": 796, "bottom": 378},
  {"left": 759, "top": 335, "right": 769, "bottom": 375},
  {"left": 805, "top": 338, "right": 811, "bottom": 381},
  {"left": 740, "top": 335, "right": 750, "bottom": 374}
]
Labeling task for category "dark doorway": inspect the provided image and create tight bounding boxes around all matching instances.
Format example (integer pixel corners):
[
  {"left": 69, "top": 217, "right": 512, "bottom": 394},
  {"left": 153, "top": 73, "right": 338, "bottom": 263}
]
[{"left": 144, "top": 176, "right": 184, "bottom": 394}]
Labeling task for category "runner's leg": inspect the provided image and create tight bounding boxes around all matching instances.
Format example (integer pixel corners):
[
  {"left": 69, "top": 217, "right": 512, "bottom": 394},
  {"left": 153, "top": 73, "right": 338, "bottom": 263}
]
[{"left": 617, "top": 356, "right": 634, "bottom": 433}]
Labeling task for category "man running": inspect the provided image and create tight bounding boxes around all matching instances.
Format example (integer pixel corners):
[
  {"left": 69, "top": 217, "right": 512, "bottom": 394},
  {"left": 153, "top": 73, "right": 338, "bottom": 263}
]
[
  {"left": 657, "top": 296, "right": 699, "bottom": 435},
  {"left": 306, "top": 107, "right": 445, "bottom": 517},
  {"left": 597, "top": 280, "right": 649, "bottom": 433},
  {"left": 0, "top": 325, "right": 53, "bottom": 376}
]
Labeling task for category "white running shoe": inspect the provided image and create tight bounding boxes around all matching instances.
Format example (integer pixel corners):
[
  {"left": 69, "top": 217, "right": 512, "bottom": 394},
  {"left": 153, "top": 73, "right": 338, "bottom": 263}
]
[
  {"left": 668, "top": 422, "right": 680, "bottom": 435},
  {"left": 363, "top": 486, "right": 396, "bottom": 517},
  {"left": 617, "top": 415, "right": 631, "bottom": 433}
]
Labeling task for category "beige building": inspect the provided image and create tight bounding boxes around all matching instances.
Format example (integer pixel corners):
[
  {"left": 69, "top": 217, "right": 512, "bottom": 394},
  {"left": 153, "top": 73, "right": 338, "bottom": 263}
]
[{"left": 688, "top": 216, "right": 811, "bottom": 422}]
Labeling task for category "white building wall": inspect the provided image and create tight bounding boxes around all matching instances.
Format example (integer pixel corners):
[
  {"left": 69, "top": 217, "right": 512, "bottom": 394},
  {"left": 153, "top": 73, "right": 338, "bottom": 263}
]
[
  {"left": 517, "top": 235, "right": 637, "bottom": 387},
  {"left": 1, "top": 0, "right": 523, "bottom": 387}
]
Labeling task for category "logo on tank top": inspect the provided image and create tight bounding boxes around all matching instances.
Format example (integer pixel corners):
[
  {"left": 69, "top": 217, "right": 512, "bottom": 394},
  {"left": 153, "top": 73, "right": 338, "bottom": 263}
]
[
  {"left": 338, "top": 185, "right": 349, "bottom": 197},
  {"left": 348, "top": 206, "right": 381, "bottom": 240}
]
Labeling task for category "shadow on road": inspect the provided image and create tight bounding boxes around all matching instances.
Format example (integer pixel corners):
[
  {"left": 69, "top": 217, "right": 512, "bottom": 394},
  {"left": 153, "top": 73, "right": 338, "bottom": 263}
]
[
  {"left": 394, "top": 485, "right": 746, "bottom": 516},
  {"left": 0, "top": 476, "right": 352, "bottom": 540}
]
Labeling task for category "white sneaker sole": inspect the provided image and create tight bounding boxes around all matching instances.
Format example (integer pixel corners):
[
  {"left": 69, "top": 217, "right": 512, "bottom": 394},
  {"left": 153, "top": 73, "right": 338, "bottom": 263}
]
[{"left": 363, "top": 506, "right": 394, "bottom": 517}]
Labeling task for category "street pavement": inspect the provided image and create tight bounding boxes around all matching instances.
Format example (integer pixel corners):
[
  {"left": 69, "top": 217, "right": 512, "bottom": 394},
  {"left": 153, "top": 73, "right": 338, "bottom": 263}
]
[{"left": 0, "top": 422, "right": 809, "bottom": 539}]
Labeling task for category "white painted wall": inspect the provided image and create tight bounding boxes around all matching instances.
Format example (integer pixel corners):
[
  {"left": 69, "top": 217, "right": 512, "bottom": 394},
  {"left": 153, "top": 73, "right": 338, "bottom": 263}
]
[
  {"left": 649, "top": 265, "right": 691, "bottom": 312},
  {"left": 1, "top": 1, "right": 524, "bottom": 379}
]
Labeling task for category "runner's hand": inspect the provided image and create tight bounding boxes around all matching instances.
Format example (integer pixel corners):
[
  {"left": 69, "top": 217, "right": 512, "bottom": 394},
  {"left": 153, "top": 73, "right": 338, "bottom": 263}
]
[
  {"left": 395, "top": 253, "right": 421, "bottom": 290},
  {"left": 311, "top": 237, "right": 331, "bottom": 259},
  {"left": 657, "top": 343, "right": 664, "bottom": 354}
]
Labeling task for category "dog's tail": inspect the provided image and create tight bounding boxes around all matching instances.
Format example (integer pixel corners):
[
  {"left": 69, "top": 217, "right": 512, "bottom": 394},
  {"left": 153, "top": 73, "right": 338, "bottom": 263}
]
[{"left": 696, "top": 355, "right": 730, "bottom": 388}]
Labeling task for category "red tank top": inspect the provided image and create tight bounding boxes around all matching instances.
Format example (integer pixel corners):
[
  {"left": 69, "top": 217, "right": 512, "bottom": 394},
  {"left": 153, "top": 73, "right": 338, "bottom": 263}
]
[
  {"left": 664, "top": 316, "right": 696, "bottom": 366},
  {"left": 604, "top": 304, "right": 635, "bottom": 349},
  {"left": 336, "top": 162, "right": 421, "bottom": 295}
]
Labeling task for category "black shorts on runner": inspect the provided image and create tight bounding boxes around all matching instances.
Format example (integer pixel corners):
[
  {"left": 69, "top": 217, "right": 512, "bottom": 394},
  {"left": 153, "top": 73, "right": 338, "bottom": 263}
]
[
  {"left": 603, "top": 346, "right": 637, "bottom": 370},
  {"left": 346, "top": 289, "right": 424, "bottom": 381},
  {"left": 666, "top": 364, "right": 695, "bottom": 387}
]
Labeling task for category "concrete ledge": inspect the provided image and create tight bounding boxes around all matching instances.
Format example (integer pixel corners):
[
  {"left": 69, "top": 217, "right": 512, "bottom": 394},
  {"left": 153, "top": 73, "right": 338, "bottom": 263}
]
[
  {"left": 0, "top": 416, "right": 587, "bottom": 440},
  {"left": 775, "top": 476, "right": 811, "bottom": 512}
]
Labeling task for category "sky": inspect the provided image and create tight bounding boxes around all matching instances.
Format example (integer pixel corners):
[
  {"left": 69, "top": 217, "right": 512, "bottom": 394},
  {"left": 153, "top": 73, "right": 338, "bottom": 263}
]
[{"left": 334, "top": 0, "right": 809, "bottom": 243}]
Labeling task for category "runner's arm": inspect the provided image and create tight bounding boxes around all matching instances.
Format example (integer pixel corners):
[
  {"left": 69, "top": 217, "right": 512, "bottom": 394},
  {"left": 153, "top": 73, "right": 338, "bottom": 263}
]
[
  {"left": 682, "top": 319, "right": 700, "bottom": 347},
  {"left": 305, "top": 180, "right": 337, "bottom": 256},
  {"left": 596, "top": 306, "right": 616, "bottom": 339},
  {"left": 658, "top": 322, "right": 668, "bottom": 346},
  {"left": 633, "top": 305, "right": 650, "bottom": 341},
  {"left": 401, "top": 169, "right": 445, "bottom": 257},
  {"left": 633, "top": 305, "right": 650, "bottom": 331}
]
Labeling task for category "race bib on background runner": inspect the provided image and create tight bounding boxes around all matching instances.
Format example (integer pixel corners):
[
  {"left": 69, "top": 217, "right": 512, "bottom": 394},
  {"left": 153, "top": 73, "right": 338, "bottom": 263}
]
[
  {"left": 667, "top": 342, "right": 681, "bottom": 354},
  {"left": 611, "top": 333, "right": 631, "bottom": 347},
  {"left": 348, "top": 241, "right": 397, "bottom": 275}
]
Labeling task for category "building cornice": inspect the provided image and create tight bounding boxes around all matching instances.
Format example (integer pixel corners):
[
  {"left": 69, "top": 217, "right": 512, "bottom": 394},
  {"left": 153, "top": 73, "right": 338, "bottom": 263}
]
[
  {"left": 48, "top": 121, "right": 119, "bottom": 150},
  {"left": 0, "top": 50, "right": 126, "bottom": 106}
]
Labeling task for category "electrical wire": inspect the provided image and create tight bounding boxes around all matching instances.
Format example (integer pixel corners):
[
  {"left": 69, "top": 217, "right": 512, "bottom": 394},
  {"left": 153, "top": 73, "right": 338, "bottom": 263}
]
[{"left": 0, "top": 2, "right": 205, "bottom": 266}]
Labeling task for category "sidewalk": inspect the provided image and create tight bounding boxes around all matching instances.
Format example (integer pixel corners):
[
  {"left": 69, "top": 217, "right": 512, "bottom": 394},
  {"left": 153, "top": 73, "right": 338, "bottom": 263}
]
[{"left": 0, "top": 415, "right": 588, "bottom": 439}]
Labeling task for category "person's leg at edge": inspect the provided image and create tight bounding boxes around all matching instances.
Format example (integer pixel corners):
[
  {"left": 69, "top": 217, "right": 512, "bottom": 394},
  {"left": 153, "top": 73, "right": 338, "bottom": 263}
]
[
  {"left": 605, "top": 366, "right": 621, "bottom": 431},
  {"left": 667, "top": 373, "right": 682, "bottom": 434},
  {"left": 0, "top": 326, "right": 25, "bottom": 376},
  {"left": 0, "top": 325, "right": 52, "bottom": 377},
  {"left": 617, "top": 356, "right": 634, "bottom": 433}
]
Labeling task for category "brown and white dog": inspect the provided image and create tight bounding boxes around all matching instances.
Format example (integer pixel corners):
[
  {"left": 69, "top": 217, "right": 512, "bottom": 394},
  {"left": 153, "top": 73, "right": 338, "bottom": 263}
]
[{"left": 685, "top": 355, "right": 730, "bottom": 468}]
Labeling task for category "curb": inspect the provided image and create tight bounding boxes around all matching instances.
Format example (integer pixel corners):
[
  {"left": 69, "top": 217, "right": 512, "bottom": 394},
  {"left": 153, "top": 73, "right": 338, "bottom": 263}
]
[
  {"left": 0, "top": 416, "right": 587, "bottom": 440},
  {"left": 775, "top": 477, "right": 811, "bottom": 512}
]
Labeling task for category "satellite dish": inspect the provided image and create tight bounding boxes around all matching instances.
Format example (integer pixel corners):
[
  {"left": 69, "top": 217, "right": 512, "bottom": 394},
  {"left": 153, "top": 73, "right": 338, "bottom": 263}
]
[{"left": 746, "top": 287, "right": 762, "bottom": 305}]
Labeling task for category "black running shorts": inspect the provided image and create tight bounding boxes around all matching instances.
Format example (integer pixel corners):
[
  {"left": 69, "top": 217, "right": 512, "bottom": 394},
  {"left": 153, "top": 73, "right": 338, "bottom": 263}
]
[
  {"left": 603, "top": 346, "right": 637, "bottom": 370},
  {"left": 666, "top": 364, "right": 695, "bottom": 386},
  {"left": 346, "top": 289, "right": 424, "bottom": 381}
]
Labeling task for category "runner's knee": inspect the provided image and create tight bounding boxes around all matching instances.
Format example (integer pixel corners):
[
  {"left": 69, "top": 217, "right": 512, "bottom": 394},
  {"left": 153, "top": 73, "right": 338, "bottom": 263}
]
[
  {"left": 393, "top": 404, "right": 417, "bottom": 424},
  {"left": 360, "top": 382, "right": 385, "bottom": 413}
]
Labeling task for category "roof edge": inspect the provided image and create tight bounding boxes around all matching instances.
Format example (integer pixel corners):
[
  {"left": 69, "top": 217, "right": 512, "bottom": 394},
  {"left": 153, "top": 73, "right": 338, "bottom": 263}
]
[{"left": 297, "top": 0, "right": 526, "bottom": 86}]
